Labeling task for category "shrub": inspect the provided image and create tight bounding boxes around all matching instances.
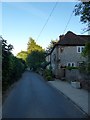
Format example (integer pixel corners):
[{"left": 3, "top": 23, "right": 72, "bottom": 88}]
[
  {"left": 46, "top": 76, "right": 52, "bottom": 81},
  {"left": 66, "top": 66, "right": 78, "bottom": 70},
  {"left": 43, "top": 68, "right": 53, "bottom": 81}
]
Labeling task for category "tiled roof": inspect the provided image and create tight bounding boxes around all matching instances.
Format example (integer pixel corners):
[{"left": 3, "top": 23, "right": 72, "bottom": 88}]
[
  {"left": 58, "top": 31, "right": 90, "bottom": 46},
  {"left": 48, "top": 31, "right": 90, "bottom": 55}
]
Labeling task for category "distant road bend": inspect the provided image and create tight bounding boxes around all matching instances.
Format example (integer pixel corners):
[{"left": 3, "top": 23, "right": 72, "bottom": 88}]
[{"left": 2, "top": 71, "right": 87, "bottom": 118}]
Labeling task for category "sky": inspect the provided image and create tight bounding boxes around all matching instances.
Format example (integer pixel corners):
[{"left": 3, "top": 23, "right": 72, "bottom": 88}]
[{"left": 1, "top": 0, "right": 88, "bottom": 55}]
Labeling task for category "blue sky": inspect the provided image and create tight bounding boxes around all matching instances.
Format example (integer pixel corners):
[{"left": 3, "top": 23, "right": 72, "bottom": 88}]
[{"left": 2, "top": 1, "right": 88, "bottom": 55}]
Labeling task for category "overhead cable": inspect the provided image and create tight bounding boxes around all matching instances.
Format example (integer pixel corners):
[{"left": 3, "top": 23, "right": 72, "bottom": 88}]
[
  {"left": 63, "top": 2, "right": 78, "bottom": 35},
  {"left": 63, "top": 11, "right": 73, "bottom": 35},
  {"left": 36, "top": 0, "right": 59, "bottom": 42}
]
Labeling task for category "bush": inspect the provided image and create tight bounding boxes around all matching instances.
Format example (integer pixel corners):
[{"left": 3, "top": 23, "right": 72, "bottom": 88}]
[
  {"left": 46, "top": 76, "right": 52, "bottom": 81},
  {"left": 43, "top": 69, "right": 53, "bottom": 81},
  {"left": 66, "top": 66, "right": 78, "bottom": 70}
]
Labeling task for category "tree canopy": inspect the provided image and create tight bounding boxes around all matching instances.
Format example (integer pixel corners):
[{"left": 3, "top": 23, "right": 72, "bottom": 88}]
[
  {"left": 1, "top": 36, "right": 26, "bottom": 92},
  {"left": 74, "top": 1, "right": 90, "bottom": 32},
  {"left": 17, "top": 51, "right": 28, "bottom": 62},
  {"left": 80, "top": 42, "right": 90, "bottom": 75},
  {"left": 16, "top": 37, "right": 45, "bottom": 71},
  {"left": 27, "top": 37, "right": 44, "bottom": 53},
  {"left": 26, "top": 50, "right": 45, "bottom": 71},
  {"left": 82, "top": 42, "right": 90, "bottom": 57},
  {"left": 46, "top": 39, "right": 58, "bottom": 53}
]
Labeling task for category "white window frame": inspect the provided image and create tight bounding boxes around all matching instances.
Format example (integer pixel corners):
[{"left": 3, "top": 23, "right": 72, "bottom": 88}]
[
  {"left": 67, "top": 62, "right": 76, "bottom": 67},
  {"left": 77, "top": 46, "right": 85, "bottom": 53}
]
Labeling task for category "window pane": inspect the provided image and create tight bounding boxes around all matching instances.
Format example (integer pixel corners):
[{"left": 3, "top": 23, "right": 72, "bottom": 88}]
[
  {"left": 68, "top": 63, "right": 71, "bottom": 67},
  {"left": 72, "top": 63, "right": 74, "bottom": 67},
  {"left": 78, "top": 47, "right": 80, "bottom": 52}
]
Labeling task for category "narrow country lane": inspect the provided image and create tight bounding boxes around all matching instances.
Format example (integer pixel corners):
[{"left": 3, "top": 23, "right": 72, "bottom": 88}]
[{"left": 2, "top": 71, "right": 87, "bottom": 118}]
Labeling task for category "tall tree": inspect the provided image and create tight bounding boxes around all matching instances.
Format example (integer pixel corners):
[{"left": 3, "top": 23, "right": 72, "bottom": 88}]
[
  {"left": 17, "top": 51, "right": 28, "bottom": 62},
  {"left": 74, "top": 1, "right": 90, "bottom": 32},
  {"left": 27, "top": 37, "right": 44, "bottom": 53},
  {"left": 26, "top": 50, "right": 45, "bottom": 71},
  {"left": 1, "top": 36, "right": 26, "bottom": 92},
  {"left": 26, "top": 37, "right": 45, "bottom": 71},
  {"left": 46, "top": 39, "right": 58, "bottom": 53}
]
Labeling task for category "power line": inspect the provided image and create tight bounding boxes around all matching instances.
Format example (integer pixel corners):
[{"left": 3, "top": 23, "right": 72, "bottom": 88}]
[
  {"left": 36, "top": 0, "right": 59, "bottom": 42},
  {"left": 63, "top": 11, "right": 73, "bottom": 35},
  {"left": 62, "top": 2, "right": 78, "bottom": 35}
]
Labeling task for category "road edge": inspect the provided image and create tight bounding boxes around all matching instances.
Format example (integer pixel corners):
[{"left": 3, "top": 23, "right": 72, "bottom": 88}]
[{"left": 47, "top": 81, "right": 89, "bottom": 118}]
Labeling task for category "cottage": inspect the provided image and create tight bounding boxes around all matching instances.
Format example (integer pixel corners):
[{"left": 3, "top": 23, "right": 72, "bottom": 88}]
[{"left": 47, "top": 31, "right": 90, "bottom": 81}]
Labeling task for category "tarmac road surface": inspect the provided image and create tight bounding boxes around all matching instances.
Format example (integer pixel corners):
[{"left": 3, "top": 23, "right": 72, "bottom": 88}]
[{"left": 2, "top": 71, "right": 87, "bottom": 118}]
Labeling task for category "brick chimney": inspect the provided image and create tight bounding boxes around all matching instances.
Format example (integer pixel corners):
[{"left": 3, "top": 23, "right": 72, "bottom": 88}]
[{"left": 59, "top": 35, "right": 64, "bottom": 40}]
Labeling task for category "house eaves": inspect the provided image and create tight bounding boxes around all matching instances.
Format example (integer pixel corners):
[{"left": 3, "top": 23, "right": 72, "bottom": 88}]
[
  {"left": 46, "top": 31, "right": 90, "bottom": 55},
  {"left": 58, "top": 31, "right": 90, "bottom": 46}
]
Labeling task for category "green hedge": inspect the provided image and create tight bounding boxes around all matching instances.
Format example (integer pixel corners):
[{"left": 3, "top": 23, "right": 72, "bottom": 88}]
[
  {"left": 2, "top": 54, "right": 26, "bottom": 93},
  {"left": 2, "top": 38, "right": 26, "bottom": 93}
]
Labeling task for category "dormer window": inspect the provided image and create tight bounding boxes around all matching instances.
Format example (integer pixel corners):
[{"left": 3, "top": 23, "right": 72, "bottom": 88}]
[{"left": 77, "top": 46, "right": 85, "bottom": 53}]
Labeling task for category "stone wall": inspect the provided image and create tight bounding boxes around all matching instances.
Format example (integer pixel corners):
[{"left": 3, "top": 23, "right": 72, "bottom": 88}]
[
  {"left": 65, "top": 69, "right": 80, "bottom": 82},
  {"left": 66, "top": 69, "right": 90, "bottom": 80}
]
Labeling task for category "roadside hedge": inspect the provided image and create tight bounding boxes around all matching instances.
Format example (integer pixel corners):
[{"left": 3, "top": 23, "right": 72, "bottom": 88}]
[{"left": 1, "top": 37, "right": 26, "bottom": 93}]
